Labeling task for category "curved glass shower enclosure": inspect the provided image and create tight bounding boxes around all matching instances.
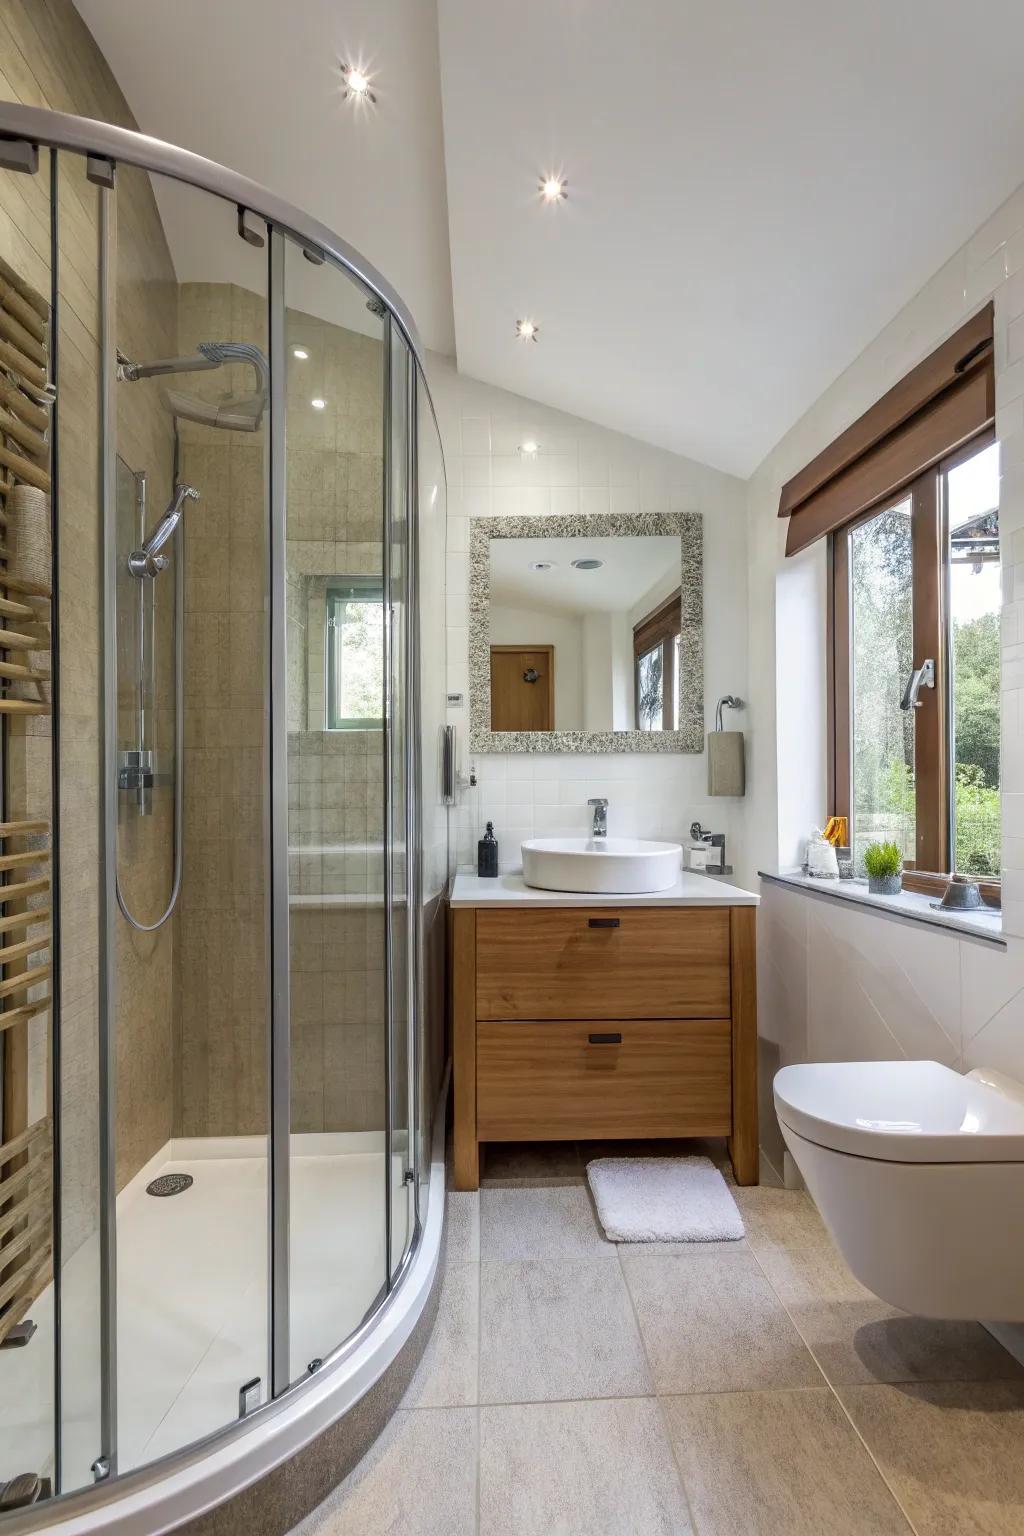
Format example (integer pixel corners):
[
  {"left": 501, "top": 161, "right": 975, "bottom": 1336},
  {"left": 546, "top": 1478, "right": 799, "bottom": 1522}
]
[{"left": 0, "top": 106, "right": 448, "bottom": 1515}]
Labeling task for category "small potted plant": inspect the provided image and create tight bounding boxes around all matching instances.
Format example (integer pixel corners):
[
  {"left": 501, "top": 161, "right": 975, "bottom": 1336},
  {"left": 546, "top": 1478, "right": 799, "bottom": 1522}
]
[{"left": 863, "top": 840, "right": 903, "bottom": 896}]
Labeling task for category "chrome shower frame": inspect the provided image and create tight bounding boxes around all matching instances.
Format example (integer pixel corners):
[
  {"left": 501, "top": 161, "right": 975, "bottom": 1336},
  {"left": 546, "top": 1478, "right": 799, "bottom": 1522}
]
[{"left": 0, "top": 100, "right": 446, "bottom": 1534}]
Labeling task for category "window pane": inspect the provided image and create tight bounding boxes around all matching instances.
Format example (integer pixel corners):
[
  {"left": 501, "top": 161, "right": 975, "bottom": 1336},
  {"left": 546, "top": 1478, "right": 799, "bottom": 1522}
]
[
  {"left": 636, "top": 644, "right": 663, "bottom": 729},
  {"left": 948, "top": 441, "right": 1000, "bottom": 876},
  {"left": 849, "top": 498, "right": 915, "bottom": 868},
  {"left": 327, "top": 583, "right": 384, "bottom": 728}
]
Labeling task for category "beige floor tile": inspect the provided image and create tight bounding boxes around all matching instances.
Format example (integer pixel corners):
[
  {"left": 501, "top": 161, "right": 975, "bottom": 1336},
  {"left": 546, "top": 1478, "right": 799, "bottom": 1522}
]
[
  {"left": 445, "top": 1190, "right": 480, "bottom": 1265},
  {"left": 402, "top": 1263, "right": 478, "bottom": 1409},
  {"left": 480, "top": 1257, "right": 651, "bottom": 1403},
  {"left": 480, "top": 1184, "right": 611, "bottom": 1263},
  {"left": 663, "top": 1388, "right": 911, "bottom": 1535},
  {"left": 840, "top": 1381, "right": 1024, "bottom": 1535},
  {"left": 759, "top": 1242, "right": 1024, "bottom": 1387},
  {"left": 480, "top": 1398, "right": 692, "bottom": 1535},
  {"left": 481, "top": 1140, "right": 583, "bottom": 1185},
  {"left": 622, "top": 1249, "right": 821, "bottom": 1394},
  {"left": 730, "top": 1182, "right": 831, "bottom": 1255},
  {"left": 292, "top": 1407, "right": 477, "bottom": 1536}
]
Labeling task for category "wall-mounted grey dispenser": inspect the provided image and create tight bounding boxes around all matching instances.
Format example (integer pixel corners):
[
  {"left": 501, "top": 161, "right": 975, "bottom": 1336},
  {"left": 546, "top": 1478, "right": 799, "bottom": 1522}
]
[{"left": 708, "top": 694, "right": 745, "bottom": 796}]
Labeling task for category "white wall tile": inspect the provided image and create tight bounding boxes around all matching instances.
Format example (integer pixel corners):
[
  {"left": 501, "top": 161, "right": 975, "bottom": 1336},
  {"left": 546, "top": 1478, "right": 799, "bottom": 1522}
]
[
  {"left": 426, "top": 352, "right": 749, "bottom": 870},
  {"left": 461, "top": 417, "right": 491, "bottom": 456}
]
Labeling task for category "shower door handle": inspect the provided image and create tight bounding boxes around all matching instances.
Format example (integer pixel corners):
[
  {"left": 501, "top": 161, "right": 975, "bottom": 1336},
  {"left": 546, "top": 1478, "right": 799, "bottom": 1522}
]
[{"left": 441, "top": 724, "right": 456, "bottom": 804}]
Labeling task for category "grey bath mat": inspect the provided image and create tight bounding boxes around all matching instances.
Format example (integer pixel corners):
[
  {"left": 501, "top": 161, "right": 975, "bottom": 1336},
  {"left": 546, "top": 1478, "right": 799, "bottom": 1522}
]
[{"left": 586, "top": 1156, "right": 745, "bottom": 1243}]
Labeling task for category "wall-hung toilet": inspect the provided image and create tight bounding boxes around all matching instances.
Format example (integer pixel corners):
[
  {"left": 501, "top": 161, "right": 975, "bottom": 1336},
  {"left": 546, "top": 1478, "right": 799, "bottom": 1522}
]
[{"left": 774, "top": 1060, "right": 1024, "bottom": 1320}]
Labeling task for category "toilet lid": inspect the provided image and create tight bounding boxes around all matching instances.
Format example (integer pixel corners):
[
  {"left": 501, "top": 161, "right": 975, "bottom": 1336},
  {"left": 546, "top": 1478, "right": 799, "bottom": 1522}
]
[{"left": 774, "top": 1060, "right": 1024, "bottom": 1163}]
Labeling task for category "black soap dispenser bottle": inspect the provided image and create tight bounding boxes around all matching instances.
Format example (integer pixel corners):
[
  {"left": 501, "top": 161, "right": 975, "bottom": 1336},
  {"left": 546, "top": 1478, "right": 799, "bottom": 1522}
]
[{"left": 477, "top": 821, "right": 499, "bottom": 878}]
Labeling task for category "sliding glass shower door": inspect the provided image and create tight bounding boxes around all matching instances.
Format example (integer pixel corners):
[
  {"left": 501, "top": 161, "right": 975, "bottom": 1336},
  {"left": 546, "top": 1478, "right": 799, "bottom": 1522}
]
[{"left": 275, "top": 232, "right": 418, "bottom": 1381}]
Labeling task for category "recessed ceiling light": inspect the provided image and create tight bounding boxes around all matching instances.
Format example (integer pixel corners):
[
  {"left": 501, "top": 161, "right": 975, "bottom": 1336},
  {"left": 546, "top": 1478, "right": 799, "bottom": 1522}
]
[
  {"left": 571, "top": 557, "right": 603, "bottom": 571},
  {"left": 341, "top": 62, "right": 376, "bottom": 103},
  {"left": 292, "top": 346, "right": 309, "bottom": 360},
  {"left": 311, "top": 397, "right": 327, "bottom": 410},
  {"left": 539, "top": 174, "right": 568, "bottom": 204},
  {"left": 529, "top": 560, "right": 555, "bottom": 572},
  {"left": 516, "top": 318, "right": 539, "bottom": 342},
  {"left": 519, "top": 439, "right": 539, "bottom": 456}
]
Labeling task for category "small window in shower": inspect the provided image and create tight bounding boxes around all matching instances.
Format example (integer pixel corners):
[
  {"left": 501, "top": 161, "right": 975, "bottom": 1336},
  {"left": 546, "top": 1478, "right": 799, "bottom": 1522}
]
[{"left": 326, "top": 580, "right": 384, "bottom": 729}]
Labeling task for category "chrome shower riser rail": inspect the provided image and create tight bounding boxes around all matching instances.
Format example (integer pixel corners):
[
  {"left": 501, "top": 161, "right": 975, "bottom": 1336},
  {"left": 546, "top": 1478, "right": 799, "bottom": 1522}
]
[{"left": 114, "top": 522, "right": 184, "bottom": 934}]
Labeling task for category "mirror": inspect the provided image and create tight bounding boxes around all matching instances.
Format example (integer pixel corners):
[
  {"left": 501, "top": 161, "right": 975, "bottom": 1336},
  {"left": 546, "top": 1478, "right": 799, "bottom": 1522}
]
[{"left": 469, "top": 513, "right": 703, "bottom": 752}]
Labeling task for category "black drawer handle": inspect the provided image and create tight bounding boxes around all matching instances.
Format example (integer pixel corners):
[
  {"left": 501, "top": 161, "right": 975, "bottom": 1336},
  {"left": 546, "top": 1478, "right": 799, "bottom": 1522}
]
[
  {"left": 588, "top": 1032, "right": 622, "bottom": 1045},
  {"left": 587, "top": 917, "right": 620, "bottom": 929}
]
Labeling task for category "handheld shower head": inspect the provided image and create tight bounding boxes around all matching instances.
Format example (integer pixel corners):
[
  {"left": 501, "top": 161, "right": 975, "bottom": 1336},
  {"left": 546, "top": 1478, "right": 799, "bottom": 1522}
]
[{"left": 128, "top": 483, "right": 200, "bottom": 578}]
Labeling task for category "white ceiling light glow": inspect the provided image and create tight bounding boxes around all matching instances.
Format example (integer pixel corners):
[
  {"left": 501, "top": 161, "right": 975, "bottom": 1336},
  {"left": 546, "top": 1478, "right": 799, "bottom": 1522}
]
[
  {"left": 292, "top": 346, "right": 309, "bottom": 360},
  {"left": 539, "top": 174, "right": 568, "bottom": 204},
  {"left": 519, "top": 439, "right": 539, "bottom": 456},
  {"left": 341, "top": 62, "right": 376, "bottom": 104},
  {"left": 515, "top": 318, "right": 539, "bottom": 342},
  {"left": 311, "top": 397, "right": 327, "bottom": 410}
]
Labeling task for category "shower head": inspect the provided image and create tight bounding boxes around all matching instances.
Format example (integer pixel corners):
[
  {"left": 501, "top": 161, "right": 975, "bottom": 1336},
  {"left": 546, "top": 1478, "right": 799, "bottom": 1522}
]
[
  {"left": 127, "top": 483, "right": 200, "bottom": 578},
  {"left": 118, "top": 340, "right": 269, "bottom": 433}
]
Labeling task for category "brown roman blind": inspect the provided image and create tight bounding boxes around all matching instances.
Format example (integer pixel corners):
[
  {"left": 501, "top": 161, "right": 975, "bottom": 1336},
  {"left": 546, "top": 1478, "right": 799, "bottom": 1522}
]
[{"left": 778, "top": 303, "right": 994, "bottom": 557}]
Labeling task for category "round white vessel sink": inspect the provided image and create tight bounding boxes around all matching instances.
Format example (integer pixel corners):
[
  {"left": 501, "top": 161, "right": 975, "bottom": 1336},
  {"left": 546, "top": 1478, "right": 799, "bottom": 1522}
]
[{"left": 521, "top": 836, "right": 682, "bottom": 895}]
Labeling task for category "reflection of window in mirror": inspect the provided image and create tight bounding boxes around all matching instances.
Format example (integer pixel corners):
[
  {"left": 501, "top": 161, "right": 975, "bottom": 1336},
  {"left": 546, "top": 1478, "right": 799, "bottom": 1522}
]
[
  {"left": 632, "top": 589, "right": 682, "bottom": 731},
  {"left": 326, "top": 579, "right": 384, "bottom": 729}
]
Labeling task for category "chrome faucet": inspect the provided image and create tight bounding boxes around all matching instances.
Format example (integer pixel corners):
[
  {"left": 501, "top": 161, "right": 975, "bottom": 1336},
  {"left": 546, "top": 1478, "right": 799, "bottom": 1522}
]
[{"left": 588, "top": 798, "right": 608, "bottom": 838}]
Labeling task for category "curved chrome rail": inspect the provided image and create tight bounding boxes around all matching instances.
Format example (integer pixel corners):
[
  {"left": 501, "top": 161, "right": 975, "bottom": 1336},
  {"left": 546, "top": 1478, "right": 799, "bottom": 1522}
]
[{"left": 0, "top": 101, "right": 426, "bottom": 369}]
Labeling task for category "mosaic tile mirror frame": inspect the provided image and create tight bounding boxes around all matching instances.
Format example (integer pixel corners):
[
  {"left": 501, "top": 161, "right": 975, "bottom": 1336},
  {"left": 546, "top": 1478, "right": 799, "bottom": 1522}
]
[{"left": 468, "top": 511, "right": 704, "bottom": 753}]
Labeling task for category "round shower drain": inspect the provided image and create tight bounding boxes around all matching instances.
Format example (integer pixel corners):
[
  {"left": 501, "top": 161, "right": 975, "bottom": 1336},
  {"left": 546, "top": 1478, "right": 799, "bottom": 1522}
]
[{"left": 146, "top": 1173, "right": 194, "bottom": 1197}]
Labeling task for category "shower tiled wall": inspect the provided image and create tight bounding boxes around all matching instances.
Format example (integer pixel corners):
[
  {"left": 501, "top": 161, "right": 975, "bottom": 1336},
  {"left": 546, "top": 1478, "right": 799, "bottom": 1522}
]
[
  {"left": 0, "top": 4, "right": 181, "bottom": 1246},
  {"left": 174, "top": 280, "right": 269, "bottom": 1138},
  {"left": 173, "top": 289, "right": 388, "bottom": 1137},
  {"left": 284, "top": 307, "right": 387, "bottom": 1134}
]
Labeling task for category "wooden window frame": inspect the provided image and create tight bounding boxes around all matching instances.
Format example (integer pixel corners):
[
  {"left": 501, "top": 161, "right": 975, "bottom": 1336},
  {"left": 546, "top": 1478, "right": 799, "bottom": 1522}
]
[
  {"left": 828, "top": 427, "right": 999, "bottom": 899},
  {"left": 633, "top": 589, "right": 681, "bottom": 731}
]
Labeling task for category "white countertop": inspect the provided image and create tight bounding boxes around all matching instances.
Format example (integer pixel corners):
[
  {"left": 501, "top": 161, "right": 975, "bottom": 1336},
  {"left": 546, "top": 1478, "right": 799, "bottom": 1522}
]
[{"left": 450, "top": 867, "right": 760, "bottom": 908}]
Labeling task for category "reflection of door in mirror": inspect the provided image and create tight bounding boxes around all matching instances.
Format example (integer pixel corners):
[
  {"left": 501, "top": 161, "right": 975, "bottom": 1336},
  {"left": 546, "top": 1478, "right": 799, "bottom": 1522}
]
[
  {"left": 490, "top": 645, "right": 554, "bottom": 731},
  {"left": 633, "top": 590, "right": 682, "bottom": 730}
]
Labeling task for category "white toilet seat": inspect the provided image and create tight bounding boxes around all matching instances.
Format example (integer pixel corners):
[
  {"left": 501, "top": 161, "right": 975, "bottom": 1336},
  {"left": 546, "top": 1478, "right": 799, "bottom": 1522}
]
[{"left": 774, "top": 1059, "right": 1024, "bottom": 1163}]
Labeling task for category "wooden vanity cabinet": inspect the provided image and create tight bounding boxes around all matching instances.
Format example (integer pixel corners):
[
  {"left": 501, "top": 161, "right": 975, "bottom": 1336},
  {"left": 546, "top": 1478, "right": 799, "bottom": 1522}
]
[{"left": 451, "top": 902, "right": 758, "bottom": 1190}]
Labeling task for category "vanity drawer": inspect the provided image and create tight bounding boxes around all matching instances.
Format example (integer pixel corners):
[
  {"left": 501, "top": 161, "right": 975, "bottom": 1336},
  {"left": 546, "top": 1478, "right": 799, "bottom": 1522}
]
[
  {"left": 475, "top": 906, "right": 731, "bottom": 1020},
  {"left": 476, "top": 1017, "right": 732, "bottom": 1140}
]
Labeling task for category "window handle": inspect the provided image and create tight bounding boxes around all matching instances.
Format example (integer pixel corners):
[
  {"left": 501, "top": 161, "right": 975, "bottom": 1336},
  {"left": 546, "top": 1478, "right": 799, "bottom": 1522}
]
[{"left": 900, "top": 658, "right": 935, "bottom": 711}]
